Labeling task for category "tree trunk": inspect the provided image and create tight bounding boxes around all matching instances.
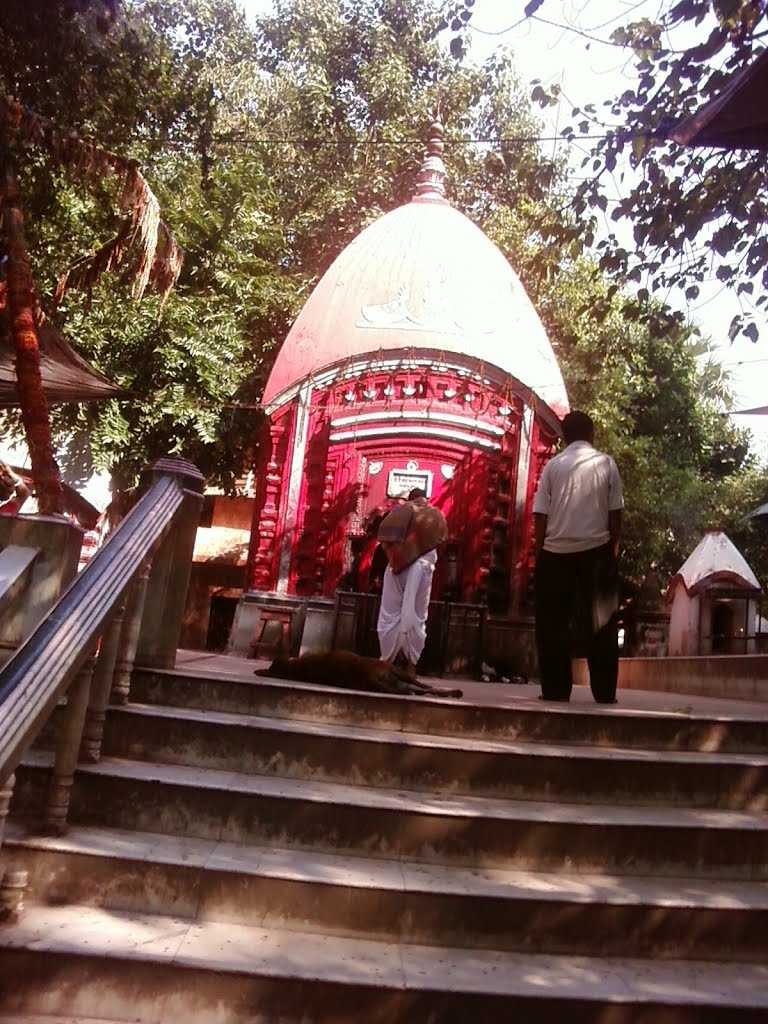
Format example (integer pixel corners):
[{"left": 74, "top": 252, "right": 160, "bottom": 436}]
[{"left": 0, "top": 158, "right": 65, "bottom": 515}]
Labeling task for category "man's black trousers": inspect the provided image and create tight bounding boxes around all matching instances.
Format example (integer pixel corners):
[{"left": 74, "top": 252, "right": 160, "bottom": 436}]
[{"left": 534, "top": 542, "right": 619, "bottom": 702}]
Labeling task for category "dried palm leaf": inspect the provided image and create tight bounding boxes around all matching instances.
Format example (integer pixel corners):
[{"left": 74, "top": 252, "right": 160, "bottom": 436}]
[{"left": 0, "top": 94, "right": 183, "bottom": 305}]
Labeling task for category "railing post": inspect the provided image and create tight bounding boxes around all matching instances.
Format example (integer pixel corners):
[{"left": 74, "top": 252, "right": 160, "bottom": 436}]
[
  {"left": 0, "top": 770, "right": 27, "bottom": 922},
  {"left": 135, "top": 458, "right": 204, "bottom": 670},
  {"left": 0, "top": 772, "right": 13, "bottom": 850},
  {"left": 44, "top": 654, "right": 96, "bottom": 835},
  {"left": 80, "top": 592, "right": 128, "bottom": 762},
  {"left": 0, "top": 772, "right": 21, "bottom": 922},
  {"left": 110, "top": 560, "right": 151, "bottom": 706}
]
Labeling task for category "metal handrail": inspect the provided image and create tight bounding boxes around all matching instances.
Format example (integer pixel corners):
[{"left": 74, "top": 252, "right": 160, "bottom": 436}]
[{"left": 0, "top": 473, "right": 184, "bottom": 788}]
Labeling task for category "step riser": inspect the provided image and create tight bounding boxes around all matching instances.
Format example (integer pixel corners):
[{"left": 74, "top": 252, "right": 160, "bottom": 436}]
[
  {"left": 12, "top": 766, "right": 768, "bottom": 880},
  {"left": 11, "top": 843, "right": 768, "bottom": 963},
  {"left": 131, "top": 670, "right": 768, "bottom": 754},
  {"left": 103, "top": 710, "right": 768, "bottom": 810},
  {"left": 2, "top": 949, "right": 766, "bottom": 1024}
]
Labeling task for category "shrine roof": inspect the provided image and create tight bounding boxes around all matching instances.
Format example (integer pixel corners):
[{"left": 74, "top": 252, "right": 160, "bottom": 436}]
[
  {"left": 669, "top": 49, "right": 768, "bottom": 151},
  {"left": 670, "top": 530, "right": 761, "bottom": 596},
  {"left": 262, "top": 124, "right": 568, "bottom": 416},
  {"left": 0, "top": 318, "right": 121, "bottom": 407}
]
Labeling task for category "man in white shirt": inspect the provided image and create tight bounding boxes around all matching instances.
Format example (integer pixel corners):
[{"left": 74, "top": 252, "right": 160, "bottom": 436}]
[{"left": 532, "top": 411, "right": 623, "bottom": 703}]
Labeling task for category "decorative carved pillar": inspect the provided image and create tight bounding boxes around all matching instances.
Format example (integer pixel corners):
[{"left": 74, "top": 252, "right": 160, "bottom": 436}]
[
  {"left": 276, "top": 382, "right": 313, "bottom": 593},
  {"left": 291, "top": 407, "right": 331, "bottom": 596},
  {"left": 314, "top": 463, "right": 336, "bottom": 595},
  {"left": 250, "top": 408, "right": 294, "bottom": 592},
  {"left": 110, "top": 560, "right": 151, "bottom": 706},
  {"left": 44, "top": 655, "right": 95, "bottom": 835},
  {"left": 510, "top": 403, "right": 533, "bottom": 615},
  {"left": 514, "top": 416, "right": 556, "bottom": 610},
  {"left": 80, "top": 592, "right": 128, "bottom": 762}
]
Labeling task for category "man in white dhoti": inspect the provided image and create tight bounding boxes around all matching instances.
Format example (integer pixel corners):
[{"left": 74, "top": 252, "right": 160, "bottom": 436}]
[
  {"left": 376, "top": 489, "right": 447, "bottom": 680},
  {"left": 377, "top": 547, "right": 437, "bottom": 671}
]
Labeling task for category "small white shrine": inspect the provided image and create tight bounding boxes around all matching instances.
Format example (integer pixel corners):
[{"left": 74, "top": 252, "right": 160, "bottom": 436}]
[{"left": 668, "top": 530, "right": 762, "bottom": 655}]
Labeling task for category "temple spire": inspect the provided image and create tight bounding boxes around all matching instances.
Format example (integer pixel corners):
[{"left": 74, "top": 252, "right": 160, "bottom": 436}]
[{"left": 414, "top": 117, "right": 447, "bottom": 201}]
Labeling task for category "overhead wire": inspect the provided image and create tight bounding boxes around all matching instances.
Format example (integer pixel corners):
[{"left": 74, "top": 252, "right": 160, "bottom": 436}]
[{"left": 189, "top": 129, "right": 647, "bottom": 149}]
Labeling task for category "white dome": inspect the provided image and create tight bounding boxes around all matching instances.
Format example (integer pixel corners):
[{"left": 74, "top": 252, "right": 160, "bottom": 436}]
[{"left": 263, "top": 193, "right": 569, "bottom": 417}]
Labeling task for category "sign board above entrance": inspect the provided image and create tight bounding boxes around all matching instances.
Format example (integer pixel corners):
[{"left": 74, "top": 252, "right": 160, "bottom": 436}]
[{"left": 387, "top": 466, "right": 433, "bottom": 499}]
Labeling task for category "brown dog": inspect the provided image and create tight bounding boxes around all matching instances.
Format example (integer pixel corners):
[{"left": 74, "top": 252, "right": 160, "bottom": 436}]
[{"left": 255, "top": 650, "right": 463, "bottom": 699}]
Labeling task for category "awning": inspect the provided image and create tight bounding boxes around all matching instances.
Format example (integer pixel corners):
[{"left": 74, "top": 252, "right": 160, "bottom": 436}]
[
  {"left": 0, "top": 318, "right": 122, "bottom": 407},
  {"left": 732, "top": 404, "right": 768, "bottom": 416},
  {"left": 670, "top": 49, "right": 768, "bottom": 150},
  {"left": 746, "top": 501, "right": 768, "bottom": 521}
]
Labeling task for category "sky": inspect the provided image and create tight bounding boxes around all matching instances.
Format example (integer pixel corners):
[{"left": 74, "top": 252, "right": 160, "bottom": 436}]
[{"left": 239, "top": 0, "right": 768, "bottom": 462}]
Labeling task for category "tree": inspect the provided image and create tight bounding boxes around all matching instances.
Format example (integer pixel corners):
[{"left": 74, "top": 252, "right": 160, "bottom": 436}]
[
  {"left": 3, "top": 0, "right": 765, "bottom": 590},
  {"left": 565, "top": 0, "right": 768, "bottom": 345},
  {"left": 0, "top": 91, "right": 181, "bottom": 511},
  {"left": 443, "top": 1, "right": 768, "bottom": 342},
  {"left": 3, "top": 0, "right": 564, "bottom": 490}
]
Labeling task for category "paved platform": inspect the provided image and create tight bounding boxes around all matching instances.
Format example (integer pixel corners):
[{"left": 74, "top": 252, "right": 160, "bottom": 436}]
[{"left": 175, "top": 649, "right": 768, "bottom": 719}]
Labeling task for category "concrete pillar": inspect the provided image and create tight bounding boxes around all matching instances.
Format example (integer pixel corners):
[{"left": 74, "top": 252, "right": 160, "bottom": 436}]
[
  {"left": 135, "top": 459, "right": 204, "bottom": 670},
  {"left": 0, "top": 515, "right": 83, "bottom": 664}
]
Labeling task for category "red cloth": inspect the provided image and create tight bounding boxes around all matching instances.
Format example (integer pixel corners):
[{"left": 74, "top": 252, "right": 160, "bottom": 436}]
[{"left": 0, "top": 498, "right": 21, "bottom": 517}]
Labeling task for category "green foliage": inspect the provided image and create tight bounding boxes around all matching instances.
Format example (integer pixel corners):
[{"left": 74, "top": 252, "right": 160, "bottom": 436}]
[
  {"left": 2, "top": 0, "right": 767, "bottom": 590},
  {"left": 447, "top": 2, "right": 767, "bottom": 342},
  {"left": 563, "top": 0, "right": 768, "bottom": 343},
  {"left": 3, "top": 0, "right": 563, "bottom": 490}
]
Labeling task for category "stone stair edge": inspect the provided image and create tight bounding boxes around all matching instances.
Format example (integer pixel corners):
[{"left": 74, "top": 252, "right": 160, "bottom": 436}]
[
  {"left": 110, "top": 701, "right": 768, "bottom": 766},
  {"left": 0, "top": 1017, "right": 118, "bottom": 1023},
  {"left": 7, "top": 822, "right": 768, "bottom": 911},
  {"left": 2, "top": 905, "right": 768, "bottom": 1009},
  {"left": 131, "top": 666, "right": 768, "bottom": 725},
  {"left": 17, "top": 750, "right": 768, "bottom": 831}
]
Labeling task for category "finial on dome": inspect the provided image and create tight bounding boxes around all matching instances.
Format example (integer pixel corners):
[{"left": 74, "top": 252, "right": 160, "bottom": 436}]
[{"left": 414, "top": 115, "right": 447, "bottom": 201}]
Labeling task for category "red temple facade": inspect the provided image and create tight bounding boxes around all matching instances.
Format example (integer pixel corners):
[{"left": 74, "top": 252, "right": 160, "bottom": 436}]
[{"left": 232, "top": 123, "right": 568, "bottom": 654}]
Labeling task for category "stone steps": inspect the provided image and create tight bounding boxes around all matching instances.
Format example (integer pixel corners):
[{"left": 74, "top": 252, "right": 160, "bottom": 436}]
[
  {"left": 100, "top": 702, "right": 768, "bottom": 809},
  {"left": 5, "top": 824, "right": 768, "bottom": 963},
  {"left": 13, "top": 751, "right": 768, "bottom": 879},
  {"left": 131, "top": 667, "right": 768, "bottom": 753},
  {"left": 1, "top": 906, "right": 768, "bottom": 1023},
  {"left": 7, "top": 665, "right": 768, "bottom": 1022}
]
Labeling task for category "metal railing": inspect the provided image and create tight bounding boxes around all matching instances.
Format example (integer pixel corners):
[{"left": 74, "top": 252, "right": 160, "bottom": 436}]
[{"left": 0, "top": 459, "right": 203, "bottom": 875}]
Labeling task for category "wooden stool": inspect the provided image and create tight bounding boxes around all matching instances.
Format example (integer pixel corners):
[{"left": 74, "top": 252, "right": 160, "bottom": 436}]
[{"left": 251, "top": 607, "right": 294, "bottom": 660}]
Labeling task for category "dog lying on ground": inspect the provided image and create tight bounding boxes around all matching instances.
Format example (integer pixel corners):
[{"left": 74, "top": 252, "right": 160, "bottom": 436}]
[{"left": 255, "top": 650, "right": 463, "bottom": 699}]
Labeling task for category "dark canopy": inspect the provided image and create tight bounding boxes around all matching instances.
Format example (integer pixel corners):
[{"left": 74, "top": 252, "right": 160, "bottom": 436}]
[
  {"left": 745, "top": 501, "right": 768, "bottom": 522},
  {"left": 733, "top": 404, "right": 768, "bottom": 416},
  {"left": 0, "top": 318, "right": 121, "bottom": 407},
  {"left": 670, "top": 49, "right": 768, "bottom": 150}
]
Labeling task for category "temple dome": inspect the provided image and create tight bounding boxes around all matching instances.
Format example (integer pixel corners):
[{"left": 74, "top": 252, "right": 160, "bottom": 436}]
[{"left": 262, "top": 128, "right": 569, "bottom": 418}]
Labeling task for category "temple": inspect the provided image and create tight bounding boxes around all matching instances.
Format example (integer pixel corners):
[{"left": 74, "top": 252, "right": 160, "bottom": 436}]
[{"left": 230, "top": 121, "right": 568, "bottom": 656}]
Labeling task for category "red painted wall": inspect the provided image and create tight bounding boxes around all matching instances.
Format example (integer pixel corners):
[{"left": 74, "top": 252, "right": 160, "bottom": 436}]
[{"left": 247, "top": 363, "right": 554, "bottom": 611}]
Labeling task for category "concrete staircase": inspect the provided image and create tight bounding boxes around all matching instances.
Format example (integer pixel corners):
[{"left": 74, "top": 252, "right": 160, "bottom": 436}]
[{"left": 1, "top": 663, "right": 768, "bottom": 1022}]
